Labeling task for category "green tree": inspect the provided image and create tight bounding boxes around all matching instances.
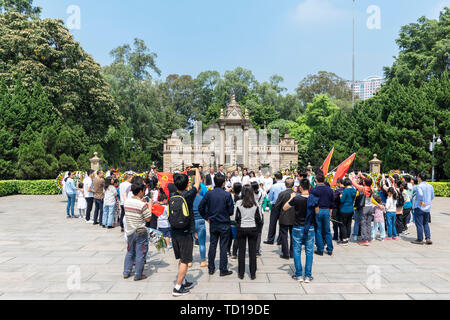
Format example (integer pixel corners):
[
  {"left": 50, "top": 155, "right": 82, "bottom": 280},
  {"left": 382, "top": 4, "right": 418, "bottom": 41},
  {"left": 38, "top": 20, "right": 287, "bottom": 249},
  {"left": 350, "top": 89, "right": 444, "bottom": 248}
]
[
  {"left": 384, "top": 7, "right": 450, "bottom": 86},
  {"left": 0, "top": 0, "right": 41, "bottom": 18}
]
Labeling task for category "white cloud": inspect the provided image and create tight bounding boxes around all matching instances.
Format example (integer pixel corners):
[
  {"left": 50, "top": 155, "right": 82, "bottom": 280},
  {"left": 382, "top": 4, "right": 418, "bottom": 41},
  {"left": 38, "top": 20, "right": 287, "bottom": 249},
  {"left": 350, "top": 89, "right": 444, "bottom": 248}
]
[
  {"left": 292, "top": 0, "right": 351, "bottom": 25},
  {"left": 429, "top": 0, "right": 450, "bottom": 19}
]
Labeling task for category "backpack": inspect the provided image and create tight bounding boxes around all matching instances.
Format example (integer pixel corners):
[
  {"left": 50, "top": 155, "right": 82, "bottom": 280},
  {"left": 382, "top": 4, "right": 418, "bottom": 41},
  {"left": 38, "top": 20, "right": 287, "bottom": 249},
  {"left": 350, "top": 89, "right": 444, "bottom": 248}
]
[{"left": 167, "top": 195, "right": 190, "bottom": 230}]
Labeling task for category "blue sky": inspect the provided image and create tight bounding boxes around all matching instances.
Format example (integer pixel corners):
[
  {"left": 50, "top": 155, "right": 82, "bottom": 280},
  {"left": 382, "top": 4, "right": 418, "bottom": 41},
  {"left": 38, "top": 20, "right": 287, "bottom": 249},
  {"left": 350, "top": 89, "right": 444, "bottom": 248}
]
[{"left": 34, "top": 0, "right": 449, "bottom": 93}]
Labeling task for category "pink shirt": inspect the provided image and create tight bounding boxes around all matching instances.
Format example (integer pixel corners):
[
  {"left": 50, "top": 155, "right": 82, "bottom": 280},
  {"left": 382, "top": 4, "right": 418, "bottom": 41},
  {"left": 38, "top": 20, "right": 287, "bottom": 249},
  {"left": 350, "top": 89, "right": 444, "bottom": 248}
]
[{"left": 373, "top": 206, "right": 385, "bottom": 223}]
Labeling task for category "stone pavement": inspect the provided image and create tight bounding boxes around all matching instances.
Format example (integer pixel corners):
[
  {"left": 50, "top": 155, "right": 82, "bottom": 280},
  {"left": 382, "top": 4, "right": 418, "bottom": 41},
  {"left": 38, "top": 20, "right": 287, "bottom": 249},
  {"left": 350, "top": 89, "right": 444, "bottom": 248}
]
[{"left": 0, "top": 195, "right": 449, "bottom": 300}]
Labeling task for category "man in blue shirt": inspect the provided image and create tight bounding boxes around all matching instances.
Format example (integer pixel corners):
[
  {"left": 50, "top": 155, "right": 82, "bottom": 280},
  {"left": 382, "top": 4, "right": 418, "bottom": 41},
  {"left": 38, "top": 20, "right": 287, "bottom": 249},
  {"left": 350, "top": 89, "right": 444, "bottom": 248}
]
[
  {"left": 198, "top": 175, "right": 235, "bottom": 277},
  {"left": 264, "top": 172, "right": 286, "bottom": 245},
  {"left": 411, "top": 173, "right": 435, "bottom": 245},
  {"left": 311, "top": 172, "right": 334, "bottom": 256}
]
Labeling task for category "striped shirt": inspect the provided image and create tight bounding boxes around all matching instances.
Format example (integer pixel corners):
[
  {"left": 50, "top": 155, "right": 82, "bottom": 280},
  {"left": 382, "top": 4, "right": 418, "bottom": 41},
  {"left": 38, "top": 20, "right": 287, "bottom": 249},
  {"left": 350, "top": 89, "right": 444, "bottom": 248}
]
[{"left": 124, "top": 197, "right": 151, "bottom": 236}]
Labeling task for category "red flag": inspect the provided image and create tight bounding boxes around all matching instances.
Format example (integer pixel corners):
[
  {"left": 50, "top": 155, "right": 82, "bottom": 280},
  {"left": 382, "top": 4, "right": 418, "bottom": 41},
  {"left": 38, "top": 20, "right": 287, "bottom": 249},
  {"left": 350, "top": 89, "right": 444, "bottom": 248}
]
[
  {"left": 157, "top": 172, "right": 174, "bottom": 198},
  {"left": 151, "top": 203, "right": 166, "bottom": 217},
  {"left": 321, "top": 148, "right": 335, "bottom": 176},
  {"left": 331, "top": 153, "right": 356, "bottom": 187}
]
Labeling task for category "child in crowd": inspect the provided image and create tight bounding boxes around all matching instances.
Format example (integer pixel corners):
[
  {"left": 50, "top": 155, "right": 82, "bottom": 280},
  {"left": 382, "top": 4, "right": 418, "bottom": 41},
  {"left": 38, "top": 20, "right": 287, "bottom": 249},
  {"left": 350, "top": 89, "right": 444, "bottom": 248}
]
[
  {"left": 385, "top": 187, "right": 398, "bottom": 240},
  {"left": 77, "top": 183, "right": 86, "bottom": 218},
  {"left": 372, "top": 196, "right": 386, "bottom": 241},
  {"left": 158, "top": 205, "right": 172, "bottom": 249}
]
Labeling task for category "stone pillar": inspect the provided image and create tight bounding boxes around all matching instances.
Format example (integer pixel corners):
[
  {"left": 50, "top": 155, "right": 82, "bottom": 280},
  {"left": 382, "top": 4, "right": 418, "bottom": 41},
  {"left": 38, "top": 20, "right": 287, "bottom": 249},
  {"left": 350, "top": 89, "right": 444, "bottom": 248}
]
[
  {"left": 89, "top": 152, "right": 101, "bottom": 171},
  {"left": 220, "top": 125, "right": 225, "bottom": 166},
  {"left": 243, "top": 126, "right": 249, "bottom": 169},
  {"left": 306, "top": 162, "right": 313, "bottom": 172},
  {"left": 369, "top": 154, "right": 382, "bottom": 174}
]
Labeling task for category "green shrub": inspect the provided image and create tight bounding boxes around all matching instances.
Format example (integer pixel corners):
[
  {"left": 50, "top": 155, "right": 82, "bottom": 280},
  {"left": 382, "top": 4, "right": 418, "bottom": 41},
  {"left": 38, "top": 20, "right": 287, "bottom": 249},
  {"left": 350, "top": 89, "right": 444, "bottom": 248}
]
[
  {"left": 429, "top": 182, "right": 450, "bottom": 197},
  {"left": 0, "top": 180, "right": 59, "bottom": 196}
]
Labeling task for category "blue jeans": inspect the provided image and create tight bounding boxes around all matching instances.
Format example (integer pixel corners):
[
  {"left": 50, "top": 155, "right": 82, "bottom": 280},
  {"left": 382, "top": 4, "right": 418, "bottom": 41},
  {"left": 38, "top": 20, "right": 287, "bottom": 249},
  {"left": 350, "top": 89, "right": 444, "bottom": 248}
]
[
  {"left": 195, "top": 219, "right": 207, "bottom": 261},
  {"left": 102, "top": 205, "right": 115, "bottom": 227},
  {"left": 66, "top": 194, "right": 76, "bottom": 217},
  {"left": 352, "top": 209, "right": 360, "bottom": 238},
  {"left": 386, "top": 212, "right": 397, "bottom": 238},
  {"left": 414, "top": 208, "right": 431, "bottom": 241},
  {"left": 292, "top": 226, "right": 315, "bottom": 278},
  {"left": 315, "top": 209, "right": 333, "bottom": 253},
  {"left": 123, "top": 231, "right": 148, "bottom": 279},
  {"left": 372, "top": 222, "right": 386, "bottom": 239}
]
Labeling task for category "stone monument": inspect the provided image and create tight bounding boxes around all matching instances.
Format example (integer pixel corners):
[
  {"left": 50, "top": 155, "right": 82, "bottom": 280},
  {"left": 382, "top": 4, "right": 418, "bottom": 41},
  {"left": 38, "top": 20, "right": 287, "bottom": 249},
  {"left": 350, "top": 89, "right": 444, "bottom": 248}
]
[
  {"left": 89, "top": 152, "right": 102, "bottom": 171},
  {"left": 369, "top": 154, "right": 382, "bottom": 174}
]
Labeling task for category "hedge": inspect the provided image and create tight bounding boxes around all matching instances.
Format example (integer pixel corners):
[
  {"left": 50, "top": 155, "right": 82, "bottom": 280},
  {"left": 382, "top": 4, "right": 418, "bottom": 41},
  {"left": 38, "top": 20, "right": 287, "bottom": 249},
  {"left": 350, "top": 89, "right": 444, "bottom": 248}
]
[
  {"left": 0, "top": 180, "right": 449, "bottom": 197},
  {"left": 0, "top": 180, "right": 59, "bottom": 197}
]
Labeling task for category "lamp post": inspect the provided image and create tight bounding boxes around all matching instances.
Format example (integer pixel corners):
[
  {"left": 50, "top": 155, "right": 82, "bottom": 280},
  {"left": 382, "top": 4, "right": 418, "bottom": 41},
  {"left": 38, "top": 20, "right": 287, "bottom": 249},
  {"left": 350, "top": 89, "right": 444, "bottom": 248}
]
[{"left": 430, "top": 119, "right": 442, "bottom": 182}]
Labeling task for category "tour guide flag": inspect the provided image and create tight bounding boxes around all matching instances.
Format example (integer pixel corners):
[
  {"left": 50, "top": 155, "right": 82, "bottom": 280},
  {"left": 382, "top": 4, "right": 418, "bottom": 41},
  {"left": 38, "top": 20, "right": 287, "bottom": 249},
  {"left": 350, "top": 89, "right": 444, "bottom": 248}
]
[
  {"left": 157, "top": 172, "right": 174, "bottom": 197},
  {"left": 331, "top": 153, "right": 356, "bottom": 187},
  {"left": 321, "top": 147, "right": 335, "bottom": 176}
]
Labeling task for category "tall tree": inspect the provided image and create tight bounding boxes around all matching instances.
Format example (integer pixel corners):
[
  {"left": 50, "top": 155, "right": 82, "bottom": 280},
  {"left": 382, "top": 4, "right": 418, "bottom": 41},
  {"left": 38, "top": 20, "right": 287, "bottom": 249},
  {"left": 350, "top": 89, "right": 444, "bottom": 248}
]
[{"left": 0, "top": 0, "right": 41, "bottom": 18}]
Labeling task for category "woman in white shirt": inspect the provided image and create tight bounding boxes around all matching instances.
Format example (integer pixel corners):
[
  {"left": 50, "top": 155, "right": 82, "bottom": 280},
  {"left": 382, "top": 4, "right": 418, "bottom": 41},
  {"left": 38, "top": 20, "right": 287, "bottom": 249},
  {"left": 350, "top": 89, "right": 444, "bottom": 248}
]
[
  {"left": 385, "top": 187, "right": 398, "bottom": 240},
  {"left": 102, "top": 177, "right": 118, "bottom": 229},
  {"left": 262, "top": 172, "right": 273, "bottom": 194}
]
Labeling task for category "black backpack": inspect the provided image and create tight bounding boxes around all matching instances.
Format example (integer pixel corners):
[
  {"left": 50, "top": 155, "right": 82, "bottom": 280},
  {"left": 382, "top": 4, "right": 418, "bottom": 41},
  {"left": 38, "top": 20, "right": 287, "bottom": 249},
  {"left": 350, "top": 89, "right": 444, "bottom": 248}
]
[{"left": 167, "top": 195, "right": 190, "bottom": 230}]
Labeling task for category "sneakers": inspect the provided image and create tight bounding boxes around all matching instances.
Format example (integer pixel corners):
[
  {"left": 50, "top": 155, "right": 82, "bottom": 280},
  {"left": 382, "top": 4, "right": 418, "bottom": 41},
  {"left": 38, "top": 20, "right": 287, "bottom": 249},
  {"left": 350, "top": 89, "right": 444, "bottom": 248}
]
[
  {"left": 359, "top": 241, "right": 370, "bottom": 246},
  {"left": 314, "top": 251, "right": 323, "bottom": 256},
  {"left": 200, "top": 261, "right": 208, "bottom": 268},
  {"left": 393, "top": 237, "right": 399, "bottom": 240},
  {"left": 292, "top": 275, "right": 304, "bottom": 282},
  {"left": 385, "top": 237, "right": 392, "bottom": 241},
  {"left": 85, "top": 219, "right": 91, "bottom": 224},
  {"left": 411, "top": 240, "right": 424, "bottom": 245},
  {"left": 173, "top": 285, "right": 190, "bottom": 297},
  {"left": 183, "top": 281, "right": 194, "bottom": 290},
  {"left": 425, "top": 239, "right": 433, "bottom": 245},
  {"left": 230, "top": 256, "right": 237, "bottom": 261},
  {"left": 339, "top": 240, "right": 349, "bottom": 246},
  {"left": 304, "top": 277, "right": 314, "bottom": 283},
  {"left": 402, "top": 231, "right": 410, "bottom": 236}
]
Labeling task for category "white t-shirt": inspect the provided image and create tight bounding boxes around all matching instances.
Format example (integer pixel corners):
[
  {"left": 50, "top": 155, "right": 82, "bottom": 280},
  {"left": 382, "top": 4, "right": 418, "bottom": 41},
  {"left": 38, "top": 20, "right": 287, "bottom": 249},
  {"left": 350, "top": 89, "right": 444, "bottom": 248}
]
[
  {"left": 104, "top": 185, "right": 117, "bottom": 206},
  {"left": 119, "top": 181, "right": 132, "bottom": 206},
  {"left": 263, "top": 177, "right": 273, "bottom": 193},
  {"left": 157, "top": 206, "right": 170, "bottom": 229},
  {"left": 83, "top": 176, "right": 94, "bottom": 198},
  {"left": 242, "top": 175, "right": 251, "bottom": 185},
  {"left": 231, "top": 176, "right": 241, "bottom": 186}
]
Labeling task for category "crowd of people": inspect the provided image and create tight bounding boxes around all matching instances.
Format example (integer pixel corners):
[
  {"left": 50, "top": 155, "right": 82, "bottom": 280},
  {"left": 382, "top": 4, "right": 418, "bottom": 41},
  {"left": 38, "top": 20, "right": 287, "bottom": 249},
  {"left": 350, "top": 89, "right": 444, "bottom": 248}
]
[{"left": 62, "top": 165, "right": 436, "bottom": 297}]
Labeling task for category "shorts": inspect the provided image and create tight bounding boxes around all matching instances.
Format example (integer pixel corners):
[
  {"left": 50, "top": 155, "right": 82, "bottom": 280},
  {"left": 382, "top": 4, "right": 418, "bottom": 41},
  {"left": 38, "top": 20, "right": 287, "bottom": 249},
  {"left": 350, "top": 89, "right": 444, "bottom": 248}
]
[
  {"left": 158, "top": 227, "right": 171, "bottom": 238},
  {"left": 172, "top": 232, "right": 193, "bottom": 264}
]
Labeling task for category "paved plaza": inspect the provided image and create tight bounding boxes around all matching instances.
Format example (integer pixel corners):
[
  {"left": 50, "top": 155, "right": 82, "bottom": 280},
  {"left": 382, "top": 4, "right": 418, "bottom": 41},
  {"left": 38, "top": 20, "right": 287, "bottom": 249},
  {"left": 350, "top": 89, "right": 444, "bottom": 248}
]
[{"left": 0, "top": 195, "right": 449, "bottom": 300}]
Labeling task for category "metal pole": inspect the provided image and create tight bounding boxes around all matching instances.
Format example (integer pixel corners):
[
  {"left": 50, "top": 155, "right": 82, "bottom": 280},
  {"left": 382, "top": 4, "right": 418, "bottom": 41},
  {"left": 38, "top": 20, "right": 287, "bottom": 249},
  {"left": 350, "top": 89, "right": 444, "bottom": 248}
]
[
  {"left": 352, "top": 0, "right": 356, "bottom": 108},
  {"left": 432, "top": 119, "right": 435, "bottom": 182}
]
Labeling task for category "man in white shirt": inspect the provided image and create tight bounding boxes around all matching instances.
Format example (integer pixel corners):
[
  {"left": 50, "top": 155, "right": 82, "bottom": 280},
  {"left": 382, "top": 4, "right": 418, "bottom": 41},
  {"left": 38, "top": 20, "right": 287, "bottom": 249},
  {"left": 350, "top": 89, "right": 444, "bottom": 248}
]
[
  {"left": 83, "top": 170, "right": 95, "bottom": 223},
  {"left": 119, "top": 173, "right": 133, "bottom": 233},
  {"left": 205, "top": 167, "right": 216, "bottom": 189}
]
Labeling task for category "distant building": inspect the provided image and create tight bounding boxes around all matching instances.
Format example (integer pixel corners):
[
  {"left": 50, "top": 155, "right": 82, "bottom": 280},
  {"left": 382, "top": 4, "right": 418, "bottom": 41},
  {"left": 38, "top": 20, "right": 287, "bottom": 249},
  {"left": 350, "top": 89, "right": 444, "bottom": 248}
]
[{"left": 347, "top": 76, "right": 385, "bottom": 100}]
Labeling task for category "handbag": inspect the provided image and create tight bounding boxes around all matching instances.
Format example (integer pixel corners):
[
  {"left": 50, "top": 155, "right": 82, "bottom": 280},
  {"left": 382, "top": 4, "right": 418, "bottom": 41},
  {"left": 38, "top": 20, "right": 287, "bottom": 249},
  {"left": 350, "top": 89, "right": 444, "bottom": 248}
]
[{"left": 355, "top": 193, "right": 366, "bottom": 210}]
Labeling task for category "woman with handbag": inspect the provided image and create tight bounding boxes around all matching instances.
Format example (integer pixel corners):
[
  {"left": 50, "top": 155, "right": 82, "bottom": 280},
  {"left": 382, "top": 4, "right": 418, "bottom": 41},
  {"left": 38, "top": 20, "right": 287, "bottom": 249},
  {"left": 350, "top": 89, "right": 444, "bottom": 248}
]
[{"left": 234, "top": 185, "right": 263, "bottom": 280}]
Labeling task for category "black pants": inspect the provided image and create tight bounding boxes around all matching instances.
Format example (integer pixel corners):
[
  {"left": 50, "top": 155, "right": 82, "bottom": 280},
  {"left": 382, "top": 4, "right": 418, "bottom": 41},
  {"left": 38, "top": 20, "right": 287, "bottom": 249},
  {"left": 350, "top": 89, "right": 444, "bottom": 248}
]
[
  {"left": 227, "top": 230, "right": 239, "bottom": 257},
  {"left": 267, "top": 206, "right": 281, "bottom": 244},
  {"left": 399, "top": 208, "right": 411, "bottom": 232},
  {"left": 237, "top": 228, "right": 258, "bottom": 278},
  {"left": 339, "top": 211, "right": 353, "bottom": 240},
  {"left": 395, "top": 211, "right": 404, "bottom": 234},
  {"left": 147, "top": 214, "right": 158, "bottom": 229},
  {"left": 332, "top": 209, "right": 341, "bottom": 240},
  {"left": 279, "top": 225, "right": 293, "bottom": 258},
  {"left": 120, "top": 205, "right": 125, "bottom": 229},
  {"left": 85, "top": 197, "right": 94, "bottom": 221},
  {"left": 208, "top": 222, "right": 230, "bottom": 273},
  {"left": 93, "top": 198, "right": 104, "bottom": 224},
  {"left": 256, "top": 219, "right": 264, "bottom": 254}
]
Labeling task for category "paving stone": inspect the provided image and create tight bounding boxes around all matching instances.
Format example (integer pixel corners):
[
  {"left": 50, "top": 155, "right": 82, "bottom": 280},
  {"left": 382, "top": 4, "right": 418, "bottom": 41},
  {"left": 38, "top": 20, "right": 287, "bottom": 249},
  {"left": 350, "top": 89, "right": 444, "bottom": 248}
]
[
  {"left": 240, "top": 282, "right": 306, "bottom": 294},
  {"left": 421, "top": 281, "right": 450, "bottom": 293},
  {"left": 408, "top": 293, "right": 450, "bottom": 300},
  {"left": 208, "top": 294, "right": 275, "bottom": 300},
  {"left": 67, "top": 293, "right": 139, "bottom": 300},
  {"left": 139, "top": 293, "right": 208, "bottom": 300},
  {"left": 302, "top": 283, "right": 370, "bottom": 294},
  {"left": 0, "top": 293, "right": 70, "bottom": 300},
  {"left": 367, "top": 282, "right": 435, "bottom": 294},
  {"left": 276, "top": 294, "right": 344, "bottom": 300},
  {"left": 43, "top": 281, "right": 114, "bottom": 294},
  {"left": 342, "top": 294, "right": 411, "bottom": 300}
]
